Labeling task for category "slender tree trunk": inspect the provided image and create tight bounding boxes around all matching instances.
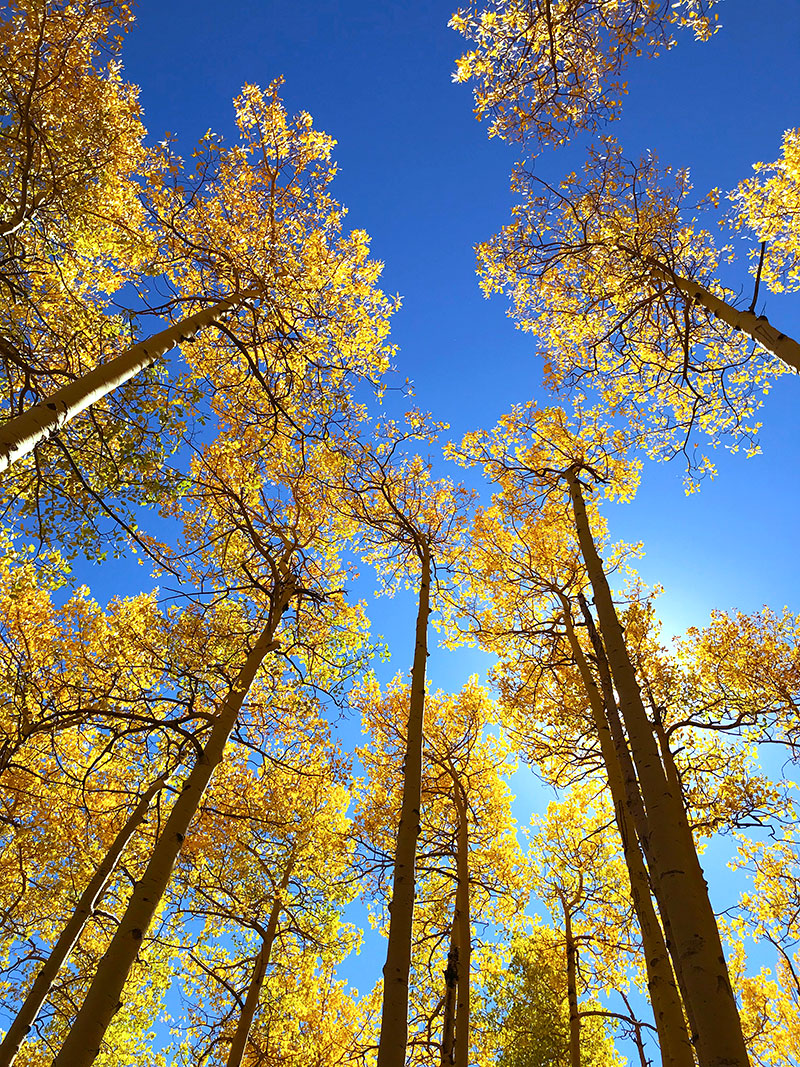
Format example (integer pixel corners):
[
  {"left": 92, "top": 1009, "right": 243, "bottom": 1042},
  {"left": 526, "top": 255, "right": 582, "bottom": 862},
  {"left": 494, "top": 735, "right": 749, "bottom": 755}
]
[
  {"left": 440, "top": 937, "right": 458, "bottom": 1065},
  {"left": 562, "top": 604, "right": 694, "bottom": 1067},
  {"left": 439, "top": 770, "right": 472, "bottom": 1067},
  {"left": 0, "top": 290, "right": 258, "bottom": 473},
  {"left": 51, "top": 619, "right": 282, "bottom": 1067},
  {"left": 0, "top": 776, "right": 169, "bottom": 1067},
  {"left": 225, "top": 853, "right": 295, "bottom": 1067},
  {"left": 651, "top": 717, "right": 685, "bottom": 803},
  {"left": 377, "top": 545, "right": 431, "bottom": 1067},
  {"left": 643, "top": 254, "right": 800, "bottom": 373},
  {"left": 560, "top": 894, "right": 581, "bottom": 1067},
  {"left": 631, "top": 1019, "right": 650, "bottom": 1067},
  {"left": 566, "top": 468, "right": 750, "bottom": 1067},
  {"left": 451, "top": 774, "right": 471, "bottom": 1067}
]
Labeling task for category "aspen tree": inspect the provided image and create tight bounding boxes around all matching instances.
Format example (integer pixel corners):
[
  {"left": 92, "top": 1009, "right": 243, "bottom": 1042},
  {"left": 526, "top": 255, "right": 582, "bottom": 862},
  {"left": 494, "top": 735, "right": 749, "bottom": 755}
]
[
  {"left": 0, "top": 66, "right": 394, "bottom": 558},
  {"left": 566, "top": 466, "right": 750, "bottom": 1067},
  {"left": 356, "top": 677, "right": 524, "bottom": 1067},
  {"left": 0, "top": 775, "right": 168, "bottom": 1067},
  {"left": 562, "top": 887, "right": 582, "bottom": 1067},
  {"left": 450, "top": 422, "right": 687, "bottom": 1066},
  {"left": 453, "top": 403, "right": 752, "bottom": 1065},
  {"left": 729, "top": 828, "right": 800, "bottom": 1066},
  {"left": 476, "top": 145, "right": 798, "bottom": 472},
  {"left": 48, "top": 385, "right": 364, "bottom": 1063},
  {"left": 448, "top": 425, "right": 689, "bottom": 1064},
  {"left": 0, "top": 550, "right": 240, "bottom": 786},
  {"left": 327, "top": 415, "right": 472, "bottom": 1067},
  {"left": 50, "top": 617, "right": 285, "bottom": 1067},
  {"left": 676, "top": 606, "right": 800, "bottom": 754},
  {"left": 564, "top": 599, "right": 695, "bottom": 1067}
]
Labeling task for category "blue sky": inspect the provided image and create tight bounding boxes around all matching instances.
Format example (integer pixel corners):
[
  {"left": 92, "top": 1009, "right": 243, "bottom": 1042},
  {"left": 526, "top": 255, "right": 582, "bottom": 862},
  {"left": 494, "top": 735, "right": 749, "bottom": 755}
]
[
  {"left": 118, "top": 0, "right": 800, "bottom": 662},
  {"left": 109, "top": 0, "right": 800, "bottom": 1055}
]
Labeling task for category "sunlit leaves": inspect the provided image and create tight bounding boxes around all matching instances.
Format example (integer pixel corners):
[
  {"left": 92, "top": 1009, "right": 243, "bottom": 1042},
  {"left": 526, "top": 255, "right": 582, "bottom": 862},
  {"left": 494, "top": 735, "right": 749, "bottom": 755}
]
[{"left": 451, "top": 0, "right": 718, "bottom": 147}]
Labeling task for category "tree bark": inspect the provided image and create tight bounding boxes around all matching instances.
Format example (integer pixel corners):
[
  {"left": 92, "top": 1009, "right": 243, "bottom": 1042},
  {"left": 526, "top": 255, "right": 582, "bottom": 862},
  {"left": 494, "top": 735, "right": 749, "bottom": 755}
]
[
  {"left": 451, "top": 772, "right": 471, "bottom": 1067},
  {"left": 0, "top": 290, "right": 259, "bottom": 473},
  {"left": 440, "top": 941, "right": 458, "bottom": 1065},
  {"left": 564, "top": 601, "right": 695, "bottom": 1067},
  {"left": 377, "top": 545, "right": 431, "bottom": 1067},
  {"left": 0, "top": 775, "right": 169, "bottom": 1067},
  {"left": 560, "top": 894, "right": 582, "bottom": 1067},
  {"left": 643, "top": 254, "right": 800, "bottom": 373},
  {"left": 225, "top": 853, "right": 295, "bottom": 1067},
  {"left": 567, "top": 468, "right": 750, "bottom": 1067},
  {"left": 51, "top": 619, "right": 281, "bottom": 1067},
  {"left": 591, "top": 620, "right": 701, "bottom": 1055}
]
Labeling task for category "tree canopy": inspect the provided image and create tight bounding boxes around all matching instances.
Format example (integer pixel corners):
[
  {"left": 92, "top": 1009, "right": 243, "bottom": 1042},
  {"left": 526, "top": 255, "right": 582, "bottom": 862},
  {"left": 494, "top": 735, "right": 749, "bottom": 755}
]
[{"left": 0, "top": 3, "right": 797, "bottom": 1067}]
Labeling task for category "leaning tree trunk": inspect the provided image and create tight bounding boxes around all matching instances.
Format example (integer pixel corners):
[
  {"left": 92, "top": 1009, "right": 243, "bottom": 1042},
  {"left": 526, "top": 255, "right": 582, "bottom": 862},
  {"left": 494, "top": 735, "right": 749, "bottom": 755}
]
[
  {"left": 584, "top": 601, "right": 699, "bottom": 1049},
  {"left": 0, "top": 289, "right": 259, "bottom": 473},
  {"left": 562, "top": 602, "right": 694, "bottom": 1067},
  {"left": 0, "top": 775, "right": 169, "bottom": 1067},
  {"left": 591, "top": 622, "right": 701, "bottom": 1057},
  {"left": 225, "top": 852, "right": 296, "bottom": 1067},
  {"left": 566, "top": 468, "right": 750, "bottom": 1067},
  {"left": 377, "top": 545, "right": 432, "bottom": 1067},
  {"left": 642, "top": 253, "right": 800, "bottom": 373},
  {"left": 51, "top": 617, "right": 283, "bottom": 1067}
]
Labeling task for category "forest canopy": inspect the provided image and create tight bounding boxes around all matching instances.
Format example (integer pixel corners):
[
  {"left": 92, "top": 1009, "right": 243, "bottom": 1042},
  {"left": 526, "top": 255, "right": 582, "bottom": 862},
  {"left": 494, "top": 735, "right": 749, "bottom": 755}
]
[{"left": 0, "top": 2, "right": 798, "bottom": 1067}]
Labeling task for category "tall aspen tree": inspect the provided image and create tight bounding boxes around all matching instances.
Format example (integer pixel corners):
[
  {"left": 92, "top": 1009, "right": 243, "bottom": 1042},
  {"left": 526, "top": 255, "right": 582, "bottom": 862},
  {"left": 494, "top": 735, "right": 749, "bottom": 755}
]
[
  {"left": 565, "top": 464, "right": 750, "bottom": 1067},
  {"left": 326, "top": 416, "right": 471, "bottom": 1067},
  {"left": 357, "top": 677, "right": 523, "bottom": 1067},
  {"left": 562, "top": 601, "right": 695, "bottom": 1067},
  {"left": 0, "top": 775, "right": 169, "bottom": 1067},
  {"left": 51, "top": 616, "right": 286, "bottom": 1067}
]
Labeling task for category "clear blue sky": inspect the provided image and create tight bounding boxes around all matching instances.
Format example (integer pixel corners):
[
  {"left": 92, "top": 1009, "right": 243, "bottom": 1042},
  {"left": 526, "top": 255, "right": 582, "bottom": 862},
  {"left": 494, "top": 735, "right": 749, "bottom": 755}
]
[
  {"left": 111, "top": 1, "right": 800, "bottom": 1054},
  {"left": 118, "top": 0, "right": 800, "bottom": 660}
]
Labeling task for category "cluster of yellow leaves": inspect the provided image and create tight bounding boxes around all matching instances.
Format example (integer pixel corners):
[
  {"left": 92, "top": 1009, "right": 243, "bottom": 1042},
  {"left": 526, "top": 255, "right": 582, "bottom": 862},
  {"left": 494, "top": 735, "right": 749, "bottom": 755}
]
[
  {"left": 450, "top": 0, "right": 718, "bottom": 146},
  {"left": 477, "top": 144, "right": 785, "bottom": 472},
  {"left": 724, "top": 847, "right": 800, "bottom": 1067},
  {"left": 732, "top": 127, "right": 800, "bottom": 294},
  {"left": 528, "top": 783, "right": 642, "bottom": 995},
  {"left": 356, "top": 675, "right": 526, "bottom": 926},
  {"left": 677, "top": 606, "right": 800, "bottom": 752},
  {"left": 145, "top": 80, "right": 395, "bottom": 442},
  {"left": 454, "top": 402, "right": 640, "bottom": 503},
  {"left": 167, "top": 726, "right": 362, "bottom": 1065},
  {"left": 0, "top": 0, "right": 150, "bottom": 288},
  {"left": 474, "top": 926, "right": 622, "bottom": 1067}
]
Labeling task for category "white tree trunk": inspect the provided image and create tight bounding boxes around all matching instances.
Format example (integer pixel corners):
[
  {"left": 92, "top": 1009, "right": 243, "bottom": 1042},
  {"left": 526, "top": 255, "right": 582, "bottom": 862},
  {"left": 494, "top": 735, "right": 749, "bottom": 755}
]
[
  {"left": 0, "top": 290, "right": 258, "bottom": 472},
  {"left": 51, "top": 620, "right": 280, "bottom": 1067},
  {"left": 0, "top": 775, "right": 168, "bottom": 1067}
]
